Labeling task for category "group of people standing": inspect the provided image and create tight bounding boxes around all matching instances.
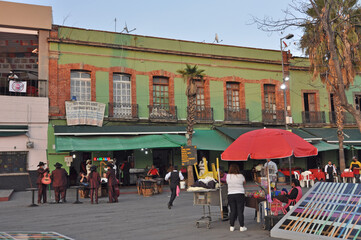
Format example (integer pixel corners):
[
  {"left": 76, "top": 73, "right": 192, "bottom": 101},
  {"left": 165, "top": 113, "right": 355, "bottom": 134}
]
[
  {"left": 36, "top": 161, "right": 68, "bottom": 204},
  {"left": 36, "top": 161, "right": 120, "bottom": 204}
]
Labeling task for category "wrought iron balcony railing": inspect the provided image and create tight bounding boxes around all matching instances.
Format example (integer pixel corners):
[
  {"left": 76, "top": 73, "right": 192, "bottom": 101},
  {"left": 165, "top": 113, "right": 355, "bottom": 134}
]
[
  {"left": 191, "top": 106, "right": 214, "bottom": 122},
  {"left": 108, "top": 103, "right": 138, "bottom": 119},
  {"left": 329, "top": 111, "right": 356, "bottom": 125},
  {"left": 148, "top": 105, "right": 177, "bottom": 121},
  {"left": 262, "top": 110, "right": 286, "bottom": 125},
  {"left": 302, "top": 111, "right": 326, "bottom": 124},
  {"left": 224, "top": 108, "right": 249, "bottom": 123}
]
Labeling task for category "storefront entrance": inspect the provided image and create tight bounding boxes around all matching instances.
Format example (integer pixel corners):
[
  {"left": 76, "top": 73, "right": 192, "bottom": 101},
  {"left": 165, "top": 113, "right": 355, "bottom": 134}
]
[{"left": 153, "top": 149, "right": 173, "bottom": 177}]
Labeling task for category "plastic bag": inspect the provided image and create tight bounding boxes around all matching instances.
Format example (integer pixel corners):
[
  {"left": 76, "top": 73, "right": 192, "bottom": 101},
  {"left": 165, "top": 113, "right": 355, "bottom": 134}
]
[{"left": 176, "top": 185, "right": 180, "bottom": 196}]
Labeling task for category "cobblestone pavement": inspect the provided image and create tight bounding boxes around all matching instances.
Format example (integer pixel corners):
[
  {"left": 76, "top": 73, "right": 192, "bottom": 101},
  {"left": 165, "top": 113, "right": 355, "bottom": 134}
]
[{"left": 0, "top": 186, "right": 292, "bottom": 240}]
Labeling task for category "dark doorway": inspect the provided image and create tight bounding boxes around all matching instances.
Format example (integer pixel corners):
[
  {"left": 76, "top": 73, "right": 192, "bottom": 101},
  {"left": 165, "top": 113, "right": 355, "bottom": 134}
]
[
  {"left": 307, "top": 155, "right": 321, "bottom": 169},
  {"left": 153, "top": 149, "right": 172, "bottom": 177}
]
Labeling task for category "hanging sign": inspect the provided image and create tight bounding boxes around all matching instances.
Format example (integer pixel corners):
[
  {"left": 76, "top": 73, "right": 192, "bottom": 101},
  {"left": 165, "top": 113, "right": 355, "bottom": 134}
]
[
  {"left": 65, "top": 101, "right": 105, "bottom": 127},
  {"left": 181, "top": 145, "right": 197, "bottom": 166},
  {"left": 64, "top": 156, "right": 73, "bottom": 167},
  {"left": 9, "top": 80, "right": 27, "bottom": 93}
]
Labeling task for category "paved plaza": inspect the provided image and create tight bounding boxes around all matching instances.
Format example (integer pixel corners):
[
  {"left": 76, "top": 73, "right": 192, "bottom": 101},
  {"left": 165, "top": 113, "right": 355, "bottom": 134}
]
[{"left": 0, "top": 185, "right": 288, "bottom": 240}]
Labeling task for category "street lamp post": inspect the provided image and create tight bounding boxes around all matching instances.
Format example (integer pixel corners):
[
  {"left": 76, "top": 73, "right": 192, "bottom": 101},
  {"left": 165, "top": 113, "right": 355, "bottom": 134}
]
[{"left": 280, "top": 33, "right": 294, "bottom": 186}]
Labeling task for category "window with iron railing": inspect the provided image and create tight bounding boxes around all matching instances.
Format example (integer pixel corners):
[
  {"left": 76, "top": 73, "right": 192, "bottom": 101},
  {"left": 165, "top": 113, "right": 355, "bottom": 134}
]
[
  {"left": 0, "top": 70, "right": 40, "bottom": 97},
  {"left": 226, "top": 82, "right": 240, "bottom": 111},
  {"left": 153, "top": 77, "right": 169, "bottom": 106},
  {"left": 195, "top": 80, "right": 205, "bottom": 111},
  {"left": 113, "top": 73, "right": 131, "bottom": 117},
  {"left": 263, "top": 84, "right": 277, "bottom": 121}
]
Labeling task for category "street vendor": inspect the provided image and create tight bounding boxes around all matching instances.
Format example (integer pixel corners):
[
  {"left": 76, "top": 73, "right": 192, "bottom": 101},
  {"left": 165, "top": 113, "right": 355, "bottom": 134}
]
[
  {"left": 147, "top": 165, "right": 160, "bottom": 177},
  {"left": 284, "top": 179, "right": 302, "bottom": 212},
  {"left": 264, "top": 159, "right": 278, "bottom": 174}
]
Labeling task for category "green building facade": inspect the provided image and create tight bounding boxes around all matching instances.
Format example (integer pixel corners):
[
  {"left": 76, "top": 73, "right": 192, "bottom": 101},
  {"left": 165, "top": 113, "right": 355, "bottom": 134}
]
[{"left": 47, "top": 26, "right": 361, "bottom": 180}]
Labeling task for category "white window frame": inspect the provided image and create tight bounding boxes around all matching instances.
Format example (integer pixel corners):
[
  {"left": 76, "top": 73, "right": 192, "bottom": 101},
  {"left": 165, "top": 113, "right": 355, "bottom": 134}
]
[
  {"left": 113, "top": 73, "right": 131, "bottom": 117},
  {"left": 70, "top": 71, "right": 91, "bottom": 101}
]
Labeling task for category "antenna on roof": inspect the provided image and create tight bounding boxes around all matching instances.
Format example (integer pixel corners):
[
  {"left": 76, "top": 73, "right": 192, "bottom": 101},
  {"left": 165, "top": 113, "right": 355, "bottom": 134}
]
[
  {"left": 121, "top": 22, "right": 136, "bottom": 33},
  {"left": 213, "top": 33, "right": 223, "bottom": 43},
  {"left": 114, "top": 18, "right": 117, "bottom": 32}
]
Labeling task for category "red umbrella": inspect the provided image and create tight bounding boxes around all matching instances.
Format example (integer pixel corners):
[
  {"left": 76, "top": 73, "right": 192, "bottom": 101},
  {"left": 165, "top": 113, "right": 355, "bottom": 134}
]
[{"left": 221, "top": 128, "right": 318, "bottom": 161}]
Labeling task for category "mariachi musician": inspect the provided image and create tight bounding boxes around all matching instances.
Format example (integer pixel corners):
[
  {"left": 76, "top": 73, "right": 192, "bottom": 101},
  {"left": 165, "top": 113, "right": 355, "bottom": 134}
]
[
  {"left": 36, "top": 161, "right": 49, "bottom": 204},
  {"left": 51, "top": 162, "right": 68, "bottom": 203},
  {"left": 106, "top": 162, "right": 118, "bottom": 203},
  {"left": 87, "top": 165, "right": 101, "bottom": 204}
]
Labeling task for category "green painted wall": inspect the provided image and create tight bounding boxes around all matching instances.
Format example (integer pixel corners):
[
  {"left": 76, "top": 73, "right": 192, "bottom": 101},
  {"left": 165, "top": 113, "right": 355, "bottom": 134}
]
[
  {"left": 289, "top": 69, "right": 328, "bottom": 123},
  {"left": 210, "top": 81, "right": 224, "bottom": 121},
  {"left": 47, "top": 121, "right": 69, "bottom": 173},
  {"left": 174, "top": 77, "right": 187, "bottom": 120},
  {"left": 136, "top": 75, "right": 149, "bottom": 119},
  {"left": 96, "top": 71, "right": 109, "bottom": 114},
  {"left": 245, "top": 83, "right": 262, "bottom": 122},
  {"left": 58, "top": 27, "right": 282, "bottom": 62}
]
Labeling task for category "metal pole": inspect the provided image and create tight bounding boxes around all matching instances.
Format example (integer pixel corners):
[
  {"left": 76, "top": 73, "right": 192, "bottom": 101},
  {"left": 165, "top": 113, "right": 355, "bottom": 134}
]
[
  {"left": 280, "top": 38, "right": 288, "bottom": 131},
  {"left": 281, "top": 37, "right": 292, "bottom": 186}
]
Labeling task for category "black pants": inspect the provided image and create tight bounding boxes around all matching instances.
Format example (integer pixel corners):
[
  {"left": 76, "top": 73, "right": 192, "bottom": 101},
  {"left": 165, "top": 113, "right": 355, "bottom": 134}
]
[
  {"left": 168, "top": 185, "right": 177, "bottom": 206},
  {"left": 228, "top": 193, "right": 245, "bottom": 227},
  {"left": 326, "top": 174, "right": 334, "bottom": 182},
  {"left": 356, "top": 174, "right": 360, "bottom": 183},
  {"left": 123, "top": 172, "right": 130, "bottom": 186}
]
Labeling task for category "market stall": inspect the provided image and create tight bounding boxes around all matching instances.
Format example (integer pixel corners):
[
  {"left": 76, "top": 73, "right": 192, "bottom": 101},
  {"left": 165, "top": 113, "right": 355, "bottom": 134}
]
[{"left": 221, "top": 128, "right": 318, "bottom": 229}]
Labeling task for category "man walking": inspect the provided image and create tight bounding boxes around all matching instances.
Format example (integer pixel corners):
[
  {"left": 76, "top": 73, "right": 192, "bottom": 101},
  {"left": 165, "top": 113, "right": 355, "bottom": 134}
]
[
  {"left": 165, "top": 166, "right": 184, "bottom": 209},
  {"left": 51, "top": 162, "right": 68, "bottom": 203}
]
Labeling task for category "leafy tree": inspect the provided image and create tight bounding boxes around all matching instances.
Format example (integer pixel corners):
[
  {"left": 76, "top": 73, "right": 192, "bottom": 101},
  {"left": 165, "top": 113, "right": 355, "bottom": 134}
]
[
  {"left": 177, "top": 64, "right": 205, "bottom": 185},
  {"left": 254, "top": 0, "right": 361, "bottom": 171}
]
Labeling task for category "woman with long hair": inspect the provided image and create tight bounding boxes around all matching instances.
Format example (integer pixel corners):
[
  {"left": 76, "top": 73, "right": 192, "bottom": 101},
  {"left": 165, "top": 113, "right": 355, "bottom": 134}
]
[{"left": 226, "top": 164, "right": 247, "bottom": 232}]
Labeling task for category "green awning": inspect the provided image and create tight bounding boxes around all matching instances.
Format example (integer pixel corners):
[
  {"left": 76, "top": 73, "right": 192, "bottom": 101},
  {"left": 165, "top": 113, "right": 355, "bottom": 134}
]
[
  {"left": 165, "top": 130, "right": 233, "bottom": 151},
  {"left": 55, "top": 135, "right": 182, "bottom": 152},
  {"left": 301, "top": 128, "right": 361, "bottom": 144},
  {"left": 312, "top": 141, "right": 340, "bottom": 152},
  {"left": 216, "top": 127, "right": 259, "bottom": 140},
  {"left": 216, "top": 127, "right": 320, "bottom": 142},
  {"left": 0, "top": 125, "right": 28, "bottom": 137},
  {"left": 347, "top": 145, "right": 361, "bottom": 150}
]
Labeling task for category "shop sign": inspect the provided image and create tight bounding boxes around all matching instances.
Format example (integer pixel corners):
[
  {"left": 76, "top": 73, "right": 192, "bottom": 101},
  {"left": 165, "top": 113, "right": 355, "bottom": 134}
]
[
  {"left": 9, "top": 80, "right": 27, "bottom": 93},
  {"left": 181, "top": 145, "right": 197, "bottom": 166},
  {"left": 65, "top": 101, "right": 105, "bottom": 127},
  {"left": 64, "top": 156, "right": 73, "bottom": 167}
]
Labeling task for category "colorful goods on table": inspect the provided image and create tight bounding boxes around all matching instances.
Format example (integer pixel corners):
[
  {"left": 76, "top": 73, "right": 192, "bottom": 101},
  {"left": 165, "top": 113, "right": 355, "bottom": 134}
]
[{"left": 246, "top": 190, "right": 266, "bottom": 199}]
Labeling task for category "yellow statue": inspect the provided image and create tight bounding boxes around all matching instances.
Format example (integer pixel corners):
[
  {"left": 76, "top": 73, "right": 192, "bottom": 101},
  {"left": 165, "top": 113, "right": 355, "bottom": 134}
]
[{"left": 194, "top": 157, "right": 219, "bottom": 180}]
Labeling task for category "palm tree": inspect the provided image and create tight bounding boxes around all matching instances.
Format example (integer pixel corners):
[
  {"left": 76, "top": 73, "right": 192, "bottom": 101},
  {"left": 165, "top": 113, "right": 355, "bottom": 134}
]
[
  {"left": 177, "top": 64, "right": 205, "bottom": 186},
  {"left": 300, "top": 0, "right": 361, "bottom": 171}
]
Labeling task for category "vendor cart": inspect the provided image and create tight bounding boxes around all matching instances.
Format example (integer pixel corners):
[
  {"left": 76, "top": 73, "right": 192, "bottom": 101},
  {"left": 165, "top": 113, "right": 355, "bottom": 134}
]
[{"left": 192, "top": 185, "right": 227, "bottom": 229}]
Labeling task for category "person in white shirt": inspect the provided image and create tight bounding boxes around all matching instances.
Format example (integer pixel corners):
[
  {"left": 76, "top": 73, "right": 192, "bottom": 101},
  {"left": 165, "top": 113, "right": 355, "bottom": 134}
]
[
  {"left": 226, "top": 164, "right": 247, "bottom": 232},
  {"left": 264, "top": 159, "right": 278, "bottom": 174},
  {"left": 164, "top": 166, "right": 184, "bottom": 209},
  {"left": 324, "top": 161, "right": 337, "bottom": 182}
]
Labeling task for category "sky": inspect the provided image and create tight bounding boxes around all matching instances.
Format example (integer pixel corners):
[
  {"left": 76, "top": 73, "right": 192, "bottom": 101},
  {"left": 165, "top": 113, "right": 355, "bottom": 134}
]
[{"left": 4, "top": 0, "right": 305, "bottom": 56}]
